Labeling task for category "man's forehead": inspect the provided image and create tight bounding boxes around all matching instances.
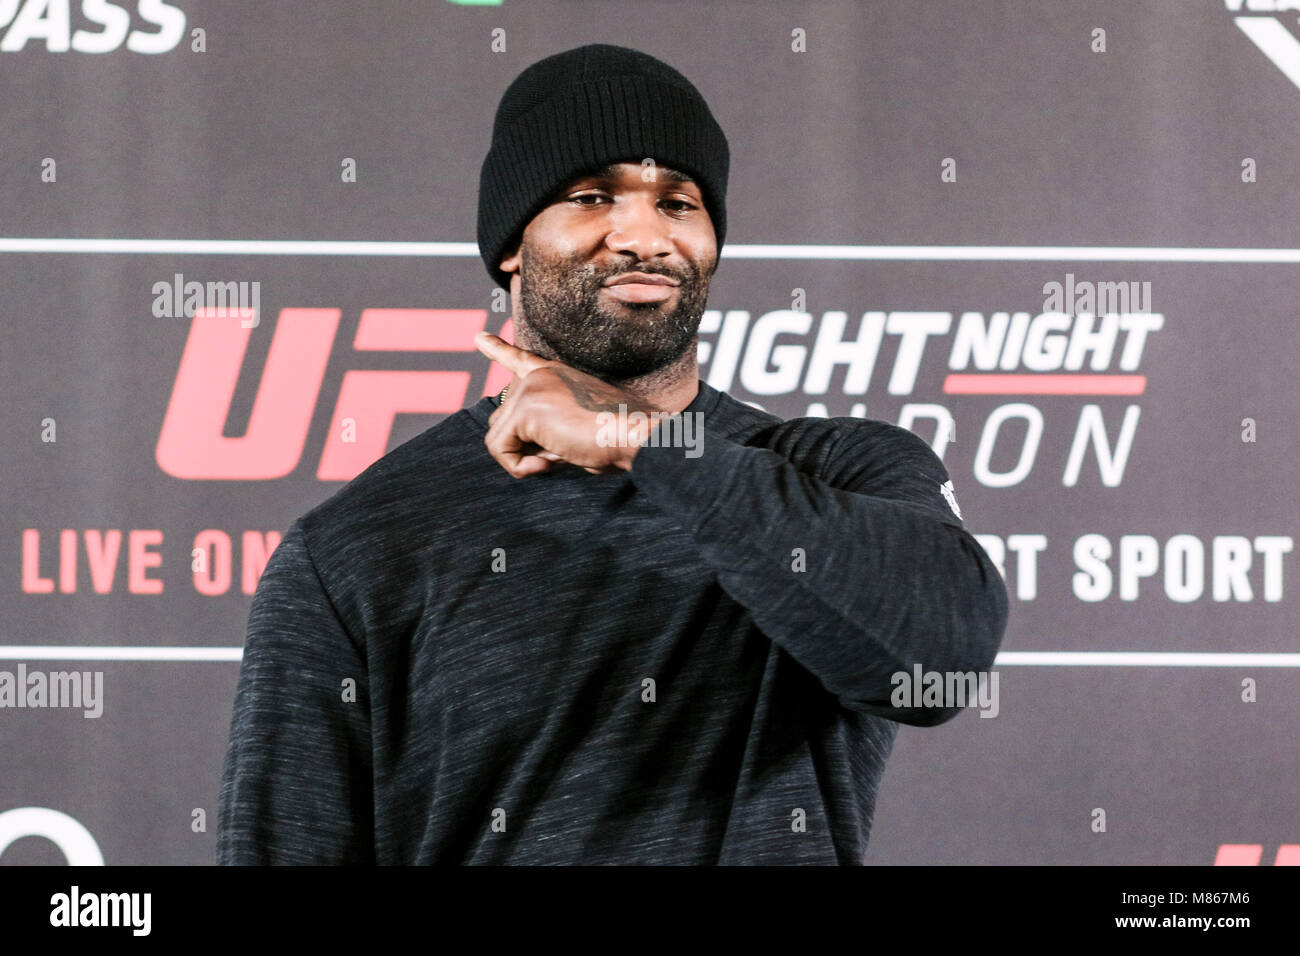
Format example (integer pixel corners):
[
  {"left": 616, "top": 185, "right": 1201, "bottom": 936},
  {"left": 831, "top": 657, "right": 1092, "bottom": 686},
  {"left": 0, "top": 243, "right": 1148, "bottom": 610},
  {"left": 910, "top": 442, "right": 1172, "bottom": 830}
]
[{"left": 569, "top": 162, "right": 696, "bottom": 185}]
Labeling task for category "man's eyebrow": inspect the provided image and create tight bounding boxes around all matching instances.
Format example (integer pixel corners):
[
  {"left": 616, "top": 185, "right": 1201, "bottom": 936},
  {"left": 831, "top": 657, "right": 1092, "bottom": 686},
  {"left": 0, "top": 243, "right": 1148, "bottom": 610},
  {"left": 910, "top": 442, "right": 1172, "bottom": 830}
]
[{"left": 578, "top": 163, "right": 696, "bottom": 185}]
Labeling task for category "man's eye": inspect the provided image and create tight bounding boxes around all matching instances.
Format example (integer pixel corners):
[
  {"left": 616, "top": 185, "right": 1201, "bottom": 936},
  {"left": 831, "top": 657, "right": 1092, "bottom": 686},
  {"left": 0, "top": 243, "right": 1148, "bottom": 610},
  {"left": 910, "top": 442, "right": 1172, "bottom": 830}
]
[{"left": 568, "top": 194, "right": 695, "bottom": 212}]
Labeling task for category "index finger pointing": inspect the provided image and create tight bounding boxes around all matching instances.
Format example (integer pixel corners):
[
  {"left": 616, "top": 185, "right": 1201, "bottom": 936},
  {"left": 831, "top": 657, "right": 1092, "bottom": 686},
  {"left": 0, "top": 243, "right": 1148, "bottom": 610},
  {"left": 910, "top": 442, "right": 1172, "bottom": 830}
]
[{"left": 475, "top": 331, "right": 550, "bottom": 377}]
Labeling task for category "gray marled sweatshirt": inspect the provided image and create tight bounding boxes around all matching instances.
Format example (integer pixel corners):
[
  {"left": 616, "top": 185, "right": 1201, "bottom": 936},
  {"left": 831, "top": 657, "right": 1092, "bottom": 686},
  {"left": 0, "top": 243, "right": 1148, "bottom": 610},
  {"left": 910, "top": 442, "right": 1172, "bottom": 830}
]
[{"left": 216, "top": 380, "right": 1008, "bottom": 865}]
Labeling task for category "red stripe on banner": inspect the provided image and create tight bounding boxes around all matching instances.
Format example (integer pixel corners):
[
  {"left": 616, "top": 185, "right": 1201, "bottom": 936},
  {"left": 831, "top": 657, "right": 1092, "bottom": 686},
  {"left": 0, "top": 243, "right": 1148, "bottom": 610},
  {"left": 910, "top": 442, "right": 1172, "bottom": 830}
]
[
  {"left": 943, "top": 374, "right": 1147, "bottom": 395},
  {"left": 354, "top": 309, "right": 488, "bottom": 350}
]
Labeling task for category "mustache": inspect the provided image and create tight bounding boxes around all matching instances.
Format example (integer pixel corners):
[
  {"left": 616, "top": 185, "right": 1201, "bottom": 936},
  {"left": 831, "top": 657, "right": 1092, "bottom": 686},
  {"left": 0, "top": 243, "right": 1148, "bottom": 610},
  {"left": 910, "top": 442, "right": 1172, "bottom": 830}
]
[{"left": 586, "top": 265, "right": 690, "bottom": 285}]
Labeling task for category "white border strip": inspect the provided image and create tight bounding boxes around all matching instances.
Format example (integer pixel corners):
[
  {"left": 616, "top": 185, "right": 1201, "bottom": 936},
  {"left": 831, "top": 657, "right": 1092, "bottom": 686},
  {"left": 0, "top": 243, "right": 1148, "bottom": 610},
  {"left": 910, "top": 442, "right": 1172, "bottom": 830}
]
[
  {"left": 0, "top": 647, "right": 1297, "bottom": 666},
  {"left": 0, "top": 646, "right": 242, "bottom": 662},
  {"left": 995, "top": 652, "right": 1300, "bottom": 667},
  {"left": 726, "top": 246, "right": 1300, "bottom": 263},
  {"left": 0, "top": 239, "right": 481, "bottom": 256},
  {"left": 1, "top": 238, "right": 1300, "bottom": 263}
]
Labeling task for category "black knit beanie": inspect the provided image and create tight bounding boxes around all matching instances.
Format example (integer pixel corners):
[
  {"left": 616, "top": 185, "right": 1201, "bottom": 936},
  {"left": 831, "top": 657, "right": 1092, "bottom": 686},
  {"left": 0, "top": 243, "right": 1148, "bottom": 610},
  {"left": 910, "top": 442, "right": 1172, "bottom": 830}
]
[{"left": 477, "top": 43, "right": 730, "bottom": 290}]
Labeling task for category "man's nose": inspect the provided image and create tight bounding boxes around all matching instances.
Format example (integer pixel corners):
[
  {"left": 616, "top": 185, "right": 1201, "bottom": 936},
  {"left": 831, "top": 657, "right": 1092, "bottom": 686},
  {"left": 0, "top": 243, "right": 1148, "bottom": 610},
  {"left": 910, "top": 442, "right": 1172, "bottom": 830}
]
[{"left": 603, "top": 195, "right": 673, "bottom": 258}]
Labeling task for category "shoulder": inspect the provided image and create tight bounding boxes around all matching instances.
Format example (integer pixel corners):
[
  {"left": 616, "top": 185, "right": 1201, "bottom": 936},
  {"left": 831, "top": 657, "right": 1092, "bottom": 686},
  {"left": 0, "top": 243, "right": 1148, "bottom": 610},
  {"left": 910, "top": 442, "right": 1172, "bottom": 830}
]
[
  {"left": 731, "top": 404, "right": 942, "bottom": 478},
  {"left": 766, "top": 414, "right": 965, "bottom": 528},
  {"left": 824, "top": 417, "right": 951, "bottom": 476},
  {"left": 294, "top": 409, "right": 483, "bottom": 565}
]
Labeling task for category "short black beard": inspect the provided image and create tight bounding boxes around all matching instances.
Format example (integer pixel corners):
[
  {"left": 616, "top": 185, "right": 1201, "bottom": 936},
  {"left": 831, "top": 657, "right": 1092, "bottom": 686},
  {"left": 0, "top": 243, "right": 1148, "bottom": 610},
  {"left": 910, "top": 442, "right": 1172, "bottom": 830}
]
[{"left": 516, "top": 245, "right": 713, "bottom": 382}]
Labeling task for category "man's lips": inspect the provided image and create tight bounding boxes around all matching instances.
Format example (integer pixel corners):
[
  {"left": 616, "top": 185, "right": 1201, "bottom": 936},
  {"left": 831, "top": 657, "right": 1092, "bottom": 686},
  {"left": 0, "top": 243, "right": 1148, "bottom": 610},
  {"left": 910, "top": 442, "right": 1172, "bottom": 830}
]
[
  {"left": 603, "top": 273, "right": 679, "bottom": 287},
  {"left": 602, "top": 273, "right": 680, "bottom": 303}
]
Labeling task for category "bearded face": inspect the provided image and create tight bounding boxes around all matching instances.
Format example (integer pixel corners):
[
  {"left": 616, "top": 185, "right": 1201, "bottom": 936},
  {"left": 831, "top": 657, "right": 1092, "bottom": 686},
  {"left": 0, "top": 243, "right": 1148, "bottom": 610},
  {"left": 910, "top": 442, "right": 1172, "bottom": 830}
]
[{"left": 515, "top": 243, "right": 715, "bottom": 382}]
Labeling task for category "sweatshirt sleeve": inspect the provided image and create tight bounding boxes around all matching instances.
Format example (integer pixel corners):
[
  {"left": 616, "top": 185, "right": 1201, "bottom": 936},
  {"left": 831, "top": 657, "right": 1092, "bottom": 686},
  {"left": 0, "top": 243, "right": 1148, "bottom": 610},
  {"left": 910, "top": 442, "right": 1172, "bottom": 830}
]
[
  {"left": 628, "top": 417, "right": 1009, "bottom": 726},
  {"left": 216, "top": 518, "right": 374, "bottom": 863}
]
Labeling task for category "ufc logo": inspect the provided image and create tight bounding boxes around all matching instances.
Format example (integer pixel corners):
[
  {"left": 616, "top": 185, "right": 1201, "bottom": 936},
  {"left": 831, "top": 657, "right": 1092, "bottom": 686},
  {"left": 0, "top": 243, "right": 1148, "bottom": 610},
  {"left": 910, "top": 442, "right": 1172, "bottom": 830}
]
[
  {"left": 156, "top": 308, "right": 513, "bottom": 481},
  {"left": 1214, "top": 844, "right": 1300, "bottom": 865}
]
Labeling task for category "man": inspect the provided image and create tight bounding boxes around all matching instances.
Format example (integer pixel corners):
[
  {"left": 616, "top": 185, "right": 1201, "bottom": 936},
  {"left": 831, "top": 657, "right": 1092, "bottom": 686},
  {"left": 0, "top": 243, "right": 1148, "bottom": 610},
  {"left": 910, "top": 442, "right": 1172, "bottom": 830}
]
[{"left": 216, "top": 43, "right": 1009, "bottom": 865}]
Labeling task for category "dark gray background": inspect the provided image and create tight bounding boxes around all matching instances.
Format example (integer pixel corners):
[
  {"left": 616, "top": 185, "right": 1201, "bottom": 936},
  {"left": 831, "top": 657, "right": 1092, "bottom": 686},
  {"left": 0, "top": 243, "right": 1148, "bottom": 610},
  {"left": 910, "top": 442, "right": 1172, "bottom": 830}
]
[{"left": 1, "top": 0, "right": 1296, "bottom": 865}]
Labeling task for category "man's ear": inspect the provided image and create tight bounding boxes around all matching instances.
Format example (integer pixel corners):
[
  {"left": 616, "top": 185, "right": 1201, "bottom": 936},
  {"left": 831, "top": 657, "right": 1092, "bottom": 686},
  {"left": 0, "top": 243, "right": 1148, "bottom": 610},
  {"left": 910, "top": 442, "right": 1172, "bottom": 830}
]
[
  {"left": 498, "top": 241, "right": 523, "bottom": 316},
  {"left": 498, "top": 239, "right": 521, "bottom": 277}
]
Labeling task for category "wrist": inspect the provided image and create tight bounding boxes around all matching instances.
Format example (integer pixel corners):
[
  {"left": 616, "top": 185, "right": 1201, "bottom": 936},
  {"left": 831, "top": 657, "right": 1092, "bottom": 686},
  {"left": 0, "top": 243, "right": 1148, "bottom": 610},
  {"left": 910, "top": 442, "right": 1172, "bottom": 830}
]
[{"left": 618, "top": 418, "right": 659, "bottom": 471}]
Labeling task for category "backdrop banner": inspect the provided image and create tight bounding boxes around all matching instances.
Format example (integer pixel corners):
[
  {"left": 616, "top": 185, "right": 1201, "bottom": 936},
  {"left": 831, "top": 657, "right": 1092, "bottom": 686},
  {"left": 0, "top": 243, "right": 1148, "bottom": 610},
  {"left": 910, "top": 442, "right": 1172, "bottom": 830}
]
[{"left": 1, "top": 0, "right": 1296, "bottom": 866}]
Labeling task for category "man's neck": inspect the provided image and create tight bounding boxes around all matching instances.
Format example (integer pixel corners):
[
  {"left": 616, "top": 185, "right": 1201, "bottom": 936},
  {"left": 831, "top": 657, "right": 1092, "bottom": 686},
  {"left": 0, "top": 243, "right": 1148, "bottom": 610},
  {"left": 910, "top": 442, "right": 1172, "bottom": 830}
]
[
  {"left": 604, "top": 349, "right": 701, "bottom": 416},
  {"left": 514, "top": 326, "right": 701, "bottom": 416}
]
